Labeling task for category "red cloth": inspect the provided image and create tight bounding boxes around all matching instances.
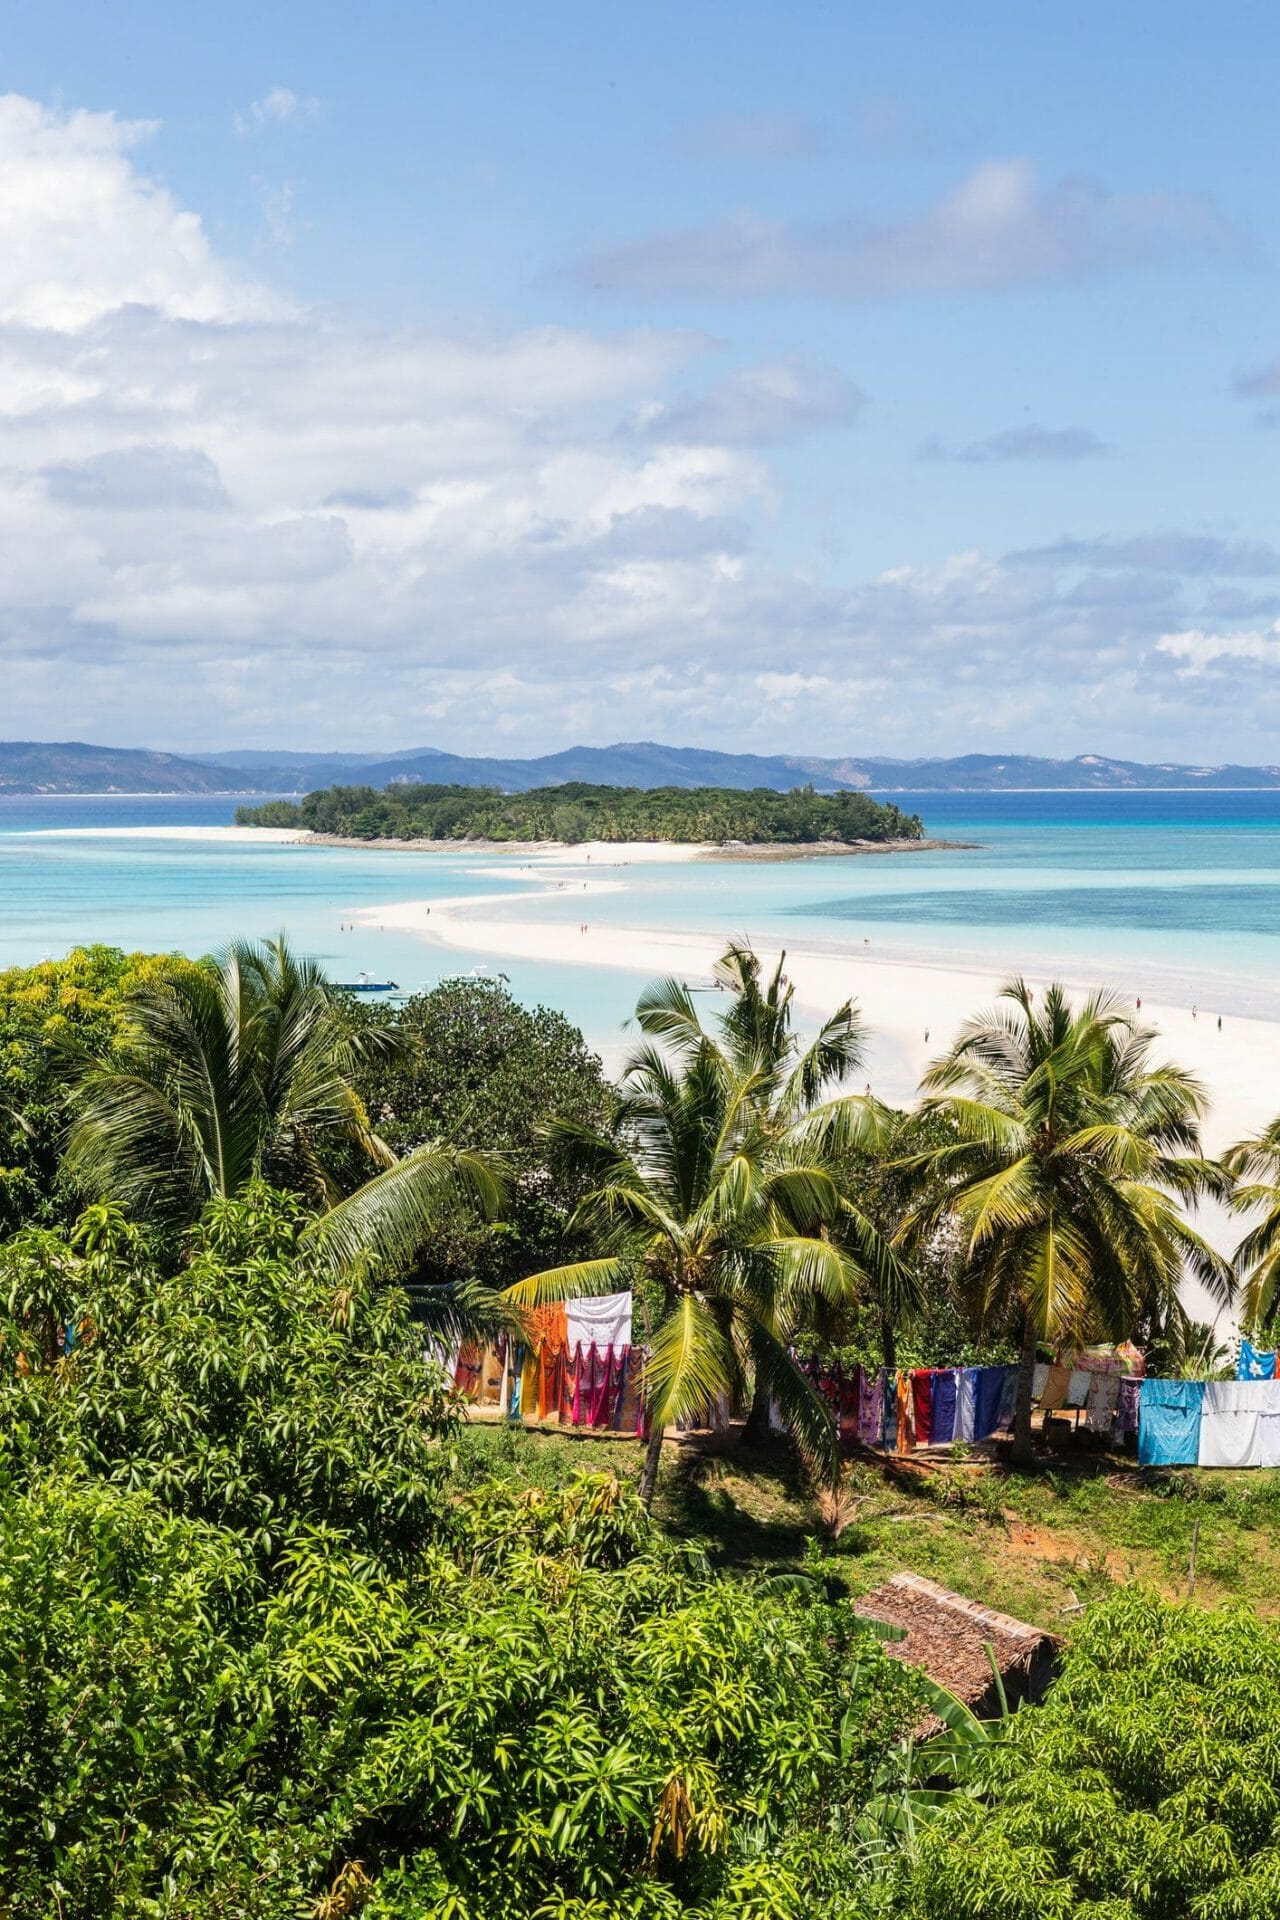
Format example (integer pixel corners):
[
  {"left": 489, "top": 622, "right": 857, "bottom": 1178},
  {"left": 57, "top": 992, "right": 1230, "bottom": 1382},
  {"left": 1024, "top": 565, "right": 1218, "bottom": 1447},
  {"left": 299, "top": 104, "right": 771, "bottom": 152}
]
[{"left": 911, "top": 1368, "right": 934, "bottom": 1445}]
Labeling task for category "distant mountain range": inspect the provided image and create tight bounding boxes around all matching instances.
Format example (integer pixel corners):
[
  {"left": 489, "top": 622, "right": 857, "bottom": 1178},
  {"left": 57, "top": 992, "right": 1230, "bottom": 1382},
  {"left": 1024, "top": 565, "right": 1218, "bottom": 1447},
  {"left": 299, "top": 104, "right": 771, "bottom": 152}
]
[{"left": 4, "top": 739, "right": 1280, "bottom": 796}]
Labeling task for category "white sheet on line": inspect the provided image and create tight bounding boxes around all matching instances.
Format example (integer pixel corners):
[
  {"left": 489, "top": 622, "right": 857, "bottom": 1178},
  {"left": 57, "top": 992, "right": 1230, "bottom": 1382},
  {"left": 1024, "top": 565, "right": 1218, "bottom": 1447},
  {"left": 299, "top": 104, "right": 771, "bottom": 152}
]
[
  {"left": 565, "top": 1290, "right": 633, "bottom": 1352},
  {"left": 1198, "top": 1380, "right": 1272, "bottom": 1469}
]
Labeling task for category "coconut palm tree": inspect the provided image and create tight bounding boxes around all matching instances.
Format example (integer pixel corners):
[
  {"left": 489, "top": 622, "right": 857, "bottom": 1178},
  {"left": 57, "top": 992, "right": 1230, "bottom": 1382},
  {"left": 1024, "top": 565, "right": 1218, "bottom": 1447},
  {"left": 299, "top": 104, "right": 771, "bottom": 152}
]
[
  {"left": 633, "top": 945, "right": 916, "bottom": 1420},
  {"left": 507, "top": 1025, "right": 867, "bottom": 1505},
  {"left": 64, "top": 935, "right": 503, "bottom": 1295},
  {"left": 1223, "top": 1120, "right": 1280, "bottom": 1334},
  {"left": 900, "top": 979, "right": 1231, "bottom": 1464}
]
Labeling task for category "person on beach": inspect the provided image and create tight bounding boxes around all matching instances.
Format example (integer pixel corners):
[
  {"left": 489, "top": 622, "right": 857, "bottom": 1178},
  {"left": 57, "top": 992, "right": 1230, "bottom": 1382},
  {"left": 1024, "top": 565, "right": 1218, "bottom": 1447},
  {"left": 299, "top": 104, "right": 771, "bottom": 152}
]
[{"left": 1192, "top": 1005, "right": 1198, "bottom": 1021}]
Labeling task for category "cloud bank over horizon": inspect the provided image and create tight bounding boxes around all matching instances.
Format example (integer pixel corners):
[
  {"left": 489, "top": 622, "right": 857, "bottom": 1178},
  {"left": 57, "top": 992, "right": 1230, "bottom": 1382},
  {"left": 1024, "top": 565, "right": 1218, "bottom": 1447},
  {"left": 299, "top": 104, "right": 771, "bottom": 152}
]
[{"left": 0, "top": 91, "right": 1276, "bottom": 760}]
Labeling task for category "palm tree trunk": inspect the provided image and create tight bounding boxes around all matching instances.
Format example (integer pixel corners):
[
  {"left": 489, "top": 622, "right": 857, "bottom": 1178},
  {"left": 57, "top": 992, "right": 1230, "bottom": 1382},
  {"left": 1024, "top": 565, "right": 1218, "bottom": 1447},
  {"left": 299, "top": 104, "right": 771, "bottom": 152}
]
[
  {"left": 1011, "top": 1308, "right": 1039, "bottom": 1466},
  {"left": 880, "top": 1314, "right": 897, "bottom": 1373},
  {"left": 639, "top": 1418, "right": 665, "bottom": 1507},
  {"left": 741, "top": 1375, "right": 772, "bottom": 1446}
]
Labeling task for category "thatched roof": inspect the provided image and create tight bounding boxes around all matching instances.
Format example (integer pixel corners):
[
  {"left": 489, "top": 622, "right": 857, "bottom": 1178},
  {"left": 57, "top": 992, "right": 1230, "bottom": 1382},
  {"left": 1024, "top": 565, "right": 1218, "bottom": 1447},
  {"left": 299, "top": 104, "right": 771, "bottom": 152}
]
[{"left": 854, "top": 1572, "right": 1060, "bottom": 1720}]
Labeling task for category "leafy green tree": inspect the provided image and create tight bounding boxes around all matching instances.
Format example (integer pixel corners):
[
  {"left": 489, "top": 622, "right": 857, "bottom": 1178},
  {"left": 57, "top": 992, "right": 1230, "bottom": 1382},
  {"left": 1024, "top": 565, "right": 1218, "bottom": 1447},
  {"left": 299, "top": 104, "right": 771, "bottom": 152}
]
[
  {"left": 344, "top": 973, "right": 614, "bottom": 1297},
  {"left": 0, "top": 1188, "right": 459, "bottom": 1561},
  {"left": 509, "top": 1014, "right": 873, "bottom": 1505},
  {"left": 238, "top": 779, "right": 924, "bottom": 846},
  {"left": 901, "top": 980, "right": 1230, "bottom": 1464},
  {"left": 0, "top": 1196, "right": 925, "bottom": 1918},
  {"left": 892, "top": 1587, "right": 1280, "bottom": 1920},
  {"left": 0, "top": 944, "right": 200, "bottom": 1231},
  {"left": 63, "top": 934, "right": 502, "bottom": 1287}
]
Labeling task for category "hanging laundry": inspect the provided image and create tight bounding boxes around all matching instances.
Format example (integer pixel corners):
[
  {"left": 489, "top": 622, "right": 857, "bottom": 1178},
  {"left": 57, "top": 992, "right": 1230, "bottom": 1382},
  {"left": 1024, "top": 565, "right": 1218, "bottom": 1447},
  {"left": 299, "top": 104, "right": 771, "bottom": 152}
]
[
  {"left": 1198, "top": 1380, "right": 1268, "bottom": 1469},
  {"left": 1138, "top": 1378, "right": 1204, "bottom": 1466},
  {"left": 911, "top": 1369, "right": 934, "bottom": 1444},
  {"left": 973, "top": 1366, "right": 1007, "bottom": 1439},
  {"left": 475, "top": 1342, "right": 505, "bottom": 1408},
  {"left": 1039, "top": 1365, "right": 1071, "bottom": 1410},
  {"left": 997, "top": 1366, "right": 1018, "bottom": 1428},
  {"left": 617, "top": 1346, "right": 646, "bottom": 1432},
  {"left": 955, "top": 1368, "right": 978, "bottom": 1441},
  {"left": 1238, "top": 1338, "right": 1278, "bottom": 1381},
  {"left": 931, "top": 1368, "right": 958, "bottom": 1444},
  {"left": 589, "top": 1345, "right": 615, "bottom": 1426},
  {"left": 1114, "top": 1376, "right": 1141, "bottom": 1441},
  {"left": 453, "top": 1340, "right": 483, "bottom": 1398},
  {"left": 1065, "top": 1368, "right": 1092, "bottom": 1408},
  {"left": 565, "top": 1290, "right": 632, "bottom": 1353},
  {"left": 896, "top": 1370, "right": 915, "bottom": 1451},
  {"left": 838, "top": 1372, "right": 861, "bottom": 1446},
  {"left": 1084, "top": 1371, "right": 1121, "bottom": 1434},
  {"left": 858, "top": 1367, "right": 884, "bottom": 1448},
  {"left": 1031, "top": 1362, "right": 1050, "bottom": 1402},
  {"left": 508, "top": 1343, "right": 525, "bottom": 1420}
]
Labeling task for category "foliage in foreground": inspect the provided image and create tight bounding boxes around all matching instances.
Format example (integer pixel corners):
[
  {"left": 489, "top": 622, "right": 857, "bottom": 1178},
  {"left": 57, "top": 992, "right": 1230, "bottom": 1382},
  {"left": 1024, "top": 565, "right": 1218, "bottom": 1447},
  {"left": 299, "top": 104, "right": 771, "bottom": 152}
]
[
  {"left": 0, "top": 1190, "right": 925, "bottom": 1919},
  {"left": 892, "top": 1587, "right": 1280, "bottom": 1919}
]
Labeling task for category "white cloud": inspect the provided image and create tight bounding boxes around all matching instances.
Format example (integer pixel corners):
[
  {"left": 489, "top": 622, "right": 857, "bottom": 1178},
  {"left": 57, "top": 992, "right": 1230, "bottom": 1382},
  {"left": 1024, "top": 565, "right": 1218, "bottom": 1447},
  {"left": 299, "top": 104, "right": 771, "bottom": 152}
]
[
  {"left": 633, "top": 360, "right": 861, "bottom": 445},
  {"left": 917, "top": 425, "right": 1113, "bottom": 463},
  {"left": 575, "top": 158, "right": 1242, "bottom": 300},
  {"left": 0, "top": 94, "right": 281, "bottom": 329},
  {"left": 0, "top": 91, "right": 1277, "bottom": 761},
  {"left": 235, "top": 87, "right": 321, "bottom": 135},
  {"left": 1157, "top": 624, "right": 1280, "bottom": 674}
]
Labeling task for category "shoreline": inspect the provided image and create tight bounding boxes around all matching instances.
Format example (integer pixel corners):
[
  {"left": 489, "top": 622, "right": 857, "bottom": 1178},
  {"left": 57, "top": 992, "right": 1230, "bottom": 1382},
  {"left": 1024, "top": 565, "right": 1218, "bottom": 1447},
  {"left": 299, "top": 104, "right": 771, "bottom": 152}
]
[
  {"left": 291, "top": 832, "right": 973, "bottom": 860},
  {"left": 355, "top": 879, "right": 1280, "bottom": 1330}
]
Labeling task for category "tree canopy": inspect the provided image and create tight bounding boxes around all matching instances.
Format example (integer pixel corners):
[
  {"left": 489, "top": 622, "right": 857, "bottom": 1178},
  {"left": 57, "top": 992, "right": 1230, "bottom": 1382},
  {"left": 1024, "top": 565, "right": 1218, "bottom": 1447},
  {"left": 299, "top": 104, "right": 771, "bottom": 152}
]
[{"left": 236, "top": 779, "right": 924, "bottom": 845}]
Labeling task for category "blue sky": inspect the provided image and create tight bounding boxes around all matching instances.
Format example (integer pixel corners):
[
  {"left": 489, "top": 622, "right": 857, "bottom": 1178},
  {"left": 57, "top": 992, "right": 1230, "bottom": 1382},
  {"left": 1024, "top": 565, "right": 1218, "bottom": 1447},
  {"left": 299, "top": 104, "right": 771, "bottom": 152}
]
[{"left": 2, "top": 0, "right": 1278, "bottom": 758}]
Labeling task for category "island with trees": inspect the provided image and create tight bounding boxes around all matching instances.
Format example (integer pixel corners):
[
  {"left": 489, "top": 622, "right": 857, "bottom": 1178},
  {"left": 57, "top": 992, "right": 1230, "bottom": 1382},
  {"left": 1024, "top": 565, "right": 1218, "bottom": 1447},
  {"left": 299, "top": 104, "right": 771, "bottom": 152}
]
[{"left": 235, "top": 778, "right": 927, "bottom": 846}]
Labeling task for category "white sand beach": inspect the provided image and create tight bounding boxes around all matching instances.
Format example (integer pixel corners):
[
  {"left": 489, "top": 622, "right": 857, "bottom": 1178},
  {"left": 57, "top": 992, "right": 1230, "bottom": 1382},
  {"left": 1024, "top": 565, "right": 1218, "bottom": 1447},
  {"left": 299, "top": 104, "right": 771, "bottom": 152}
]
[{"left": 357, "top": 846, "right": 1280, "bottom": 1329}]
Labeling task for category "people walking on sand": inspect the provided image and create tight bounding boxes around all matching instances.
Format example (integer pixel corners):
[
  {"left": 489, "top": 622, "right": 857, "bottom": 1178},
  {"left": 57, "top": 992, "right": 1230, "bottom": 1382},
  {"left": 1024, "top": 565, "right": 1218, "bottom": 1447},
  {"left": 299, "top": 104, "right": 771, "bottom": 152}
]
[
  {"left": 1136, "top": 997, "right": 1141, "bottom": 1011},
  {"left": 1218, "top": 1015, "right": 1222, "bottom": 1032},
  {"left": 1192, "top": 1005, "right": 1198, "bottom": 1021},
  {"left": 924, "top": 1028, "right": 929, "bottom": 1045}
]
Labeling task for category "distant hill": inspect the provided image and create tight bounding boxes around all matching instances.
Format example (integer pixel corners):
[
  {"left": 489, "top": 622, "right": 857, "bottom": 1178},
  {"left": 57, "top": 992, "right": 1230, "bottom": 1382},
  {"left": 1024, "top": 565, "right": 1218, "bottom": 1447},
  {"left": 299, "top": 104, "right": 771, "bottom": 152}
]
[
  {"left": 5, "top": 739, "right": 1280, "bottom": 796},
  {"left": 0, "top": 741, "right": 259, "bottom": 795}
]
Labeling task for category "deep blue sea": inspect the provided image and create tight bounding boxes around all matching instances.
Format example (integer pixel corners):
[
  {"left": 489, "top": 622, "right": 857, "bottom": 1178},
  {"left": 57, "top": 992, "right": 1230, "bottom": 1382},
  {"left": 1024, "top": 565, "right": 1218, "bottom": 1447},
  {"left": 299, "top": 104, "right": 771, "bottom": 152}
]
[{"left": 5, "top": 789, "right": 1280, "bottom": 1035}]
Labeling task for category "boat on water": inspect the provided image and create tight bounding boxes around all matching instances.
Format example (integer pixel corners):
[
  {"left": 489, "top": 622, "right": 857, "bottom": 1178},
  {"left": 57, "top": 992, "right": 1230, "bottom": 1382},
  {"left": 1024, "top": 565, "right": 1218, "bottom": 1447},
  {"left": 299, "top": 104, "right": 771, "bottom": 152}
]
[{"left": 336, "top": 971, "right": 401, "bottom": 993}]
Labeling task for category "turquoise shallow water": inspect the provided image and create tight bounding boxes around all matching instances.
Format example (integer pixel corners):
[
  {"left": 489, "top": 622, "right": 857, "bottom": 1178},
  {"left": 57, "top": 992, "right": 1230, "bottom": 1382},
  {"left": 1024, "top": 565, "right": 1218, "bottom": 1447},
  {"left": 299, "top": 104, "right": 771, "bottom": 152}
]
[{"left": 6, "top": 790, "right": 1280, "bottom": 1038}]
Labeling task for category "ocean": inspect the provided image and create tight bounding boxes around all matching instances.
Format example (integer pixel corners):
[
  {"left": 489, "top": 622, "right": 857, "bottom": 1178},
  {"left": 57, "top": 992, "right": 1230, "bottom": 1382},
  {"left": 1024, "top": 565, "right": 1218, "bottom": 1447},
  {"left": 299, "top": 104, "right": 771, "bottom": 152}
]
[{"left": 5, "top": 789, "right": 1280, "bottom": 1041}]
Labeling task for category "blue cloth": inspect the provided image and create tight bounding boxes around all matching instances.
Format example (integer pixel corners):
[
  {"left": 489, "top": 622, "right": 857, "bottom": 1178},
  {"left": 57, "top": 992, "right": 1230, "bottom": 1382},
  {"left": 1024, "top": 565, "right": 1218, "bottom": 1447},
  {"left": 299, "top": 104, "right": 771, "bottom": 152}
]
[
  {"left": 507, "top": 1343, "right": 524, "bottom": 1420},
  {"left": 974, "top": 1365, "right": 1007, "bottom": 1438},
  {"left": 1138, "top": 1378, "right": 1205, "bottom": 1466},
  {"left": 997, "top": 1365, "right": 1019, "bottom": 1426},
  {"left": 931, "top": 1368, "right": 958, "bottom": 1443},
  {"left": 1238, "top": 1338, "right": 1277, "bottom": 1381},
  {"left": 882, "top": 1370, "right": 897, "bottom": 1449}
]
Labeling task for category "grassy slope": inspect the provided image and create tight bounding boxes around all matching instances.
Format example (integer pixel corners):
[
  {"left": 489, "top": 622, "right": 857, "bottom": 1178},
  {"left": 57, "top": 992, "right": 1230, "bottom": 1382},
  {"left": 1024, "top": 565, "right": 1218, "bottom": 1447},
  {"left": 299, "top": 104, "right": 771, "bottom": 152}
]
[{"left": 457, "top": 1423, "right": 1280, "bottom": 1629}]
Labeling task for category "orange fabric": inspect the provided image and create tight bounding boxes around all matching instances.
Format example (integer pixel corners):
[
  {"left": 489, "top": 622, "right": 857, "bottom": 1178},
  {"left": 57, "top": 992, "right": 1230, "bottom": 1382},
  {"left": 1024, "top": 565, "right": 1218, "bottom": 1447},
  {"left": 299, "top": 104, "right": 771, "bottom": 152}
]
[{"left": 895, "top": 1369, "right": 915, "bottom": 1452}]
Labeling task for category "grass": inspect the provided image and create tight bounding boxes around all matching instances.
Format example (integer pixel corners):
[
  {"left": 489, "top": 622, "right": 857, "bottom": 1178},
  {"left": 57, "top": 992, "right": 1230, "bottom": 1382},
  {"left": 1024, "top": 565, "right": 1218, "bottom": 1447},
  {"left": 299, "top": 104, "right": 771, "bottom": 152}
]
[{"left": 456, "top": 1419, "right": 1280, "bottom": 1630}]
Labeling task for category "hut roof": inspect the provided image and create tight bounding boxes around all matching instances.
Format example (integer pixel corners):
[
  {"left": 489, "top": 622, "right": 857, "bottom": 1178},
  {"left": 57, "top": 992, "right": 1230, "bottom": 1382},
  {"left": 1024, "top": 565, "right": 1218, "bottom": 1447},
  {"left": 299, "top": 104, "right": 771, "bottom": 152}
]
[{"left": 854, "top": 1572, "right": 1060, "bottom": 1720}]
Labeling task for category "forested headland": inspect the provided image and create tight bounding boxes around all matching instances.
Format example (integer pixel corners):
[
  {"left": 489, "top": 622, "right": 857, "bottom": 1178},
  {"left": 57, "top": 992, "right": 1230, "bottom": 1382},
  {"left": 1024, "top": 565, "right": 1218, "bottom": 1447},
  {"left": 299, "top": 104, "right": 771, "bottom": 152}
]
[{"left": 235, "top": 779, "right": 925, "bottom": 844}]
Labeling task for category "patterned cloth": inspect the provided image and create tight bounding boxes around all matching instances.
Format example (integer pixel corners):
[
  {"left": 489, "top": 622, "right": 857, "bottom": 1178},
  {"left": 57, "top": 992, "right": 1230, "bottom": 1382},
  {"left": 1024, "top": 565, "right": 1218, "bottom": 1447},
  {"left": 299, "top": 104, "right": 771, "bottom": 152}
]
[
  {"left": 911, "top": 1369, "right": 934, "bottom": 1444},
  {"left": 955, "top": 1369, "right": 978, "bottom": 1441},
  {"left": 1085, "top": 1370, "right": 1121, "bottom": 1433}
]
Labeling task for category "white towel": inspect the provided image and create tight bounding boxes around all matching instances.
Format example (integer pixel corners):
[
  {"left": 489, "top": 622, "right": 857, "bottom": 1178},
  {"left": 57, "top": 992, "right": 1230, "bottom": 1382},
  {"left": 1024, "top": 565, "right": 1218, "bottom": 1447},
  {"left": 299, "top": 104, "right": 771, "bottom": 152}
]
[
  {"left": 955, "top": 1370, "right": 977, "bottom": 1441},
  {"left": 1032, "top": 1362, "right": 1049, "bottom": 1402},
  {"left": 565, "top": 1290, "right": 632, "bottom": 1353},
  {"left": 1198, "top": 1379, "right": 1270, "bottom": 1469},
  {"left": 1066, "top": 1368, "right": 1092, "bottom": 1408}
]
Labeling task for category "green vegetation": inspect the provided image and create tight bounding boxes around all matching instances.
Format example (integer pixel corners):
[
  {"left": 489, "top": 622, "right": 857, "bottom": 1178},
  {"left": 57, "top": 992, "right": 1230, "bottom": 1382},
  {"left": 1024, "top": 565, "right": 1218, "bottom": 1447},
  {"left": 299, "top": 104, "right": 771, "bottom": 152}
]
[
  {"left": 235, "top": 778, "right": 924, "bottom": 844},
  {"left": 903, "top": 980, "right": 1231, "bottom": 1462},
  {"left": 0, "top": 1191, "right": 925, "bottom": 1919},
  {"left": 9, "top": 932, "right": 1280, "bottom": 1914}
]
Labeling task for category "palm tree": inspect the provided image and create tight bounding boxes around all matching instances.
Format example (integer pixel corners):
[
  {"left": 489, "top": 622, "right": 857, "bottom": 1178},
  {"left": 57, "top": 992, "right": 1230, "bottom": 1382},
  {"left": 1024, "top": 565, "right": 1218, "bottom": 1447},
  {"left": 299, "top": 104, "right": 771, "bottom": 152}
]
[
  {"left": 507, "top": 1025, "right": 867, "bottom": 1505},
  {"left": 901, "top": 979, "right": 1231, "bottom": 1464},
  {"left": 1223, "top": 1120, "right": 1280, "bottom": 1335},
  {"left": 64, "top": 936, "right": 503, "bottom": 1294},
  {"left": 632, "top": 944, "right": 913, "bottom": 1426}
]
